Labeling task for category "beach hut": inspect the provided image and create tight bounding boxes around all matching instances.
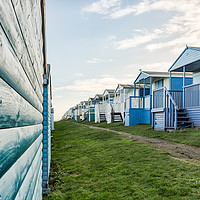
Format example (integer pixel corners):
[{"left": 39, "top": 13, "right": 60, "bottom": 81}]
[
  {"left": 94, "top": 94, "right": 104, "bottom": 123},
  {"left": 81, "top": 101, "right": 89, "bottom": 121},
  {"left": 113, "top": 84, "right": 134, "bottom": 122},
  {"left": 125, "top": 71, "right": 192, "bottom": 127},
  {"left": 88, "top": 97, "right": 95, "bottom": 121},
  {"left": 74, "top": 105, "right": 79, "bottom": 121},
  {"left": 95, "top": 90, "right": 115, "bottom": 123},
  {"left": 152, "top": 46, "right": 199, "bottom": 130},
  {"left": 71, "top": 107, "right": 75, "bottom": 120}
]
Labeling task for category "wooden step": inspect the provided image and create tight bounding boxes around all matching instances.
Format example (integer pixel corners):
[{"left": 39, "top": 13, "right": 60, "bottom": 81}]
[
  {"left": 177, "top": 112, "right": 187, "bottom": 115},
  {"left": 165, "top": 127, "right": 175, "bottom": 132},
  {"left": 177, "top": 116, "right": 190, "bottom": 119},
  {"left": 177, "top": 121, "right": 193, "bottom": 125}
]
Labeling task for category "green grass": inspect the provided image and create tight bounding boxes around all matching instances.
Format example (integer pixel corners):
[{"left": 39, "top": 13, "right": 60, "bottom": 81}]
[
  {"left": 45, "top": 121, "right": 200, "bottom": 200},
  {"left": 74, "top": 120, "right": 200, "bottom": 148}
]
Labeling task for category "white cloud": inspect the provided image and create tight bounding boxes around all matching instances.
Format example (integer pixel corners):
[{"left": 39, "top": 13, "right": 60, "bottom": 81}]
[
  {"left": 75, "top": 73, "right": 83, "bottom": 77},
  {"left": 107, "top": 35, "right": 116, "bottom": 40},
  {"left": 86, "top": 57, "right": 113, "bottom": 64},
  {"left": 86, "top": 58, "right": 103, "bottom": 64},
  {"left": 82, "top": 0, "right": 121, "bottom": 15},
  {"left": 112, "top": 0, "right": 200, "bottom": 51},
  {"left": 54, "top": 74, "right": 135, "bottom": 94},
  {"left": 126, "top": 61, "right": 172, "bottom": 72},
  {"left": 83, "top": 0, "right": 200, "bottom": 52},
  {"left": 114, "top": 29, "right": 163, "bottom": 50}
]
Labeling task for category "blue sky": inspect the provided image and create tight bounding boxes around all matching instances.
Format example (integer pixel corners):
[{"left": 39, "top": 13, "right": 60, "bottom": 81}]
[{"left": 46, "top": 0, "right": 200, "bottom": 120}]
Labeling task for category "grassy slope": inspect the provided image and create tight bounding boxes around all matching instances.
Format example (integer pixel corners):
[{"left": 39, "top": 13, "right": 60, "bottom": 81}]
[
  {"left": 75, "top": 120, "right": 200, "bottom": 148},
  {"left": 45, "top": 121, "right": 200, "bottom": 200}
]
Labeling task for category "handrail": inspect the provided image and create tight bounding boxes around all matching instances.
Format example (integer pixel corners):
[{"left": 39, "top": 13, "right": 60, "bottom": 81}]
[
  {"left": 164, "top": 87, "right": 179, "bottom": 111},
  {"left": 184, "top": 82, "right": 200, "bottom": 88},
  {"left": 153, "top": 87, "right": 164, "bottom": 92}
]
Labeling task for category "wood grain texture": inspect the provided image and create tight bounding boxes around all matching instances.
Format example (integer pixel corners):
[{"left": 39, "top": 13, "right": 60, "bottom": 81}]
[
  {"left": 0, "top": 30, "right": 43, "bottom": 112},
  {"left": 0, "top": 135, "right": 42, "bottom": 200},
  {"left": 0, "top": 0, "right": 43, "bottom": 100},
  {"left": 25, "top": 162, "right": 42, "bottom": 200},
  {"left": 0, "top": 124, "right": 42, "bottom": 179},
  {"left": 11, "top": 0, "right": 44, "bottom": 86},
  {"left": 15, "top": 148, "right": 42, "bottom": 200},
  {"left": 0, "top": 78, "right": 42, "bottom": 129},
  {"left": 32, "top": 164, "right": 43, "bottom": 200}
]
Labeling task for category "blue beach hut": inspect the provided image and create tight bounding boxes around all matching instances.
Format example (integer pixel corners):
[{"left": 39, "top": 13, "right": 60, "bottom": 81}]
[
  {"left": 88, "top": 97, "right": 95, "bottom": 121},
  {"left": 125, "top": 71, "right": 192, "bottom": 127},
  {"left": 154, "top": 46, "right": 200, "bottom": 130}
]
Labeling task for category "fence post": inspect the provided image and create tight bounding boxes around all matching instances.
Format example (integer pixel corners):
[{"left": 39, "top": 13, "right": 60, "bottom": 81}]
[
  {"left": 163, "top": 88, "right": 166, "bottom": 128},
  {"left": 183, "top": 66, "right": 185, "bottom": 108}
]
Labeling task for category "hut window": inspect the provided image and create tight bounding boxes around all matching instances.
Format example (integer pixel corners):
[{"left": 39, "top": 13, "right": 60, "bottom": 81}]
[{"left": 155, "top": 79, "right": 163, "bottom": 89}]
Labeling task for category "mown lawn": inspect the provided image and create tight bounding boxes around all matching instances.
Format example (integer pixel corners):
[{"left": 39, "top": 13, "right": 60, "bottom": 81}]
[
  {"left": 75, "top": 120, "right": 200, "bottom": 148},
  {"left": 45, "top": 121, "right": 200, "bottom": 200}
]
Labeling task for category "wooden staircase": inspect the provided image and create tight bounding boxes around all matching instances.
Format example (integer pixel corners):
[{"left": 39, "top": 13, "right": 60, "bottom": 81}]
[
  {"left": 177, "top": 109, "right": 193, "bottom": 129},
  {"left": 112, "top": 113, "right": 123, "bottom": 122},
  {"left": 100, "top": 113, "right": 106, "bottom": 122}
]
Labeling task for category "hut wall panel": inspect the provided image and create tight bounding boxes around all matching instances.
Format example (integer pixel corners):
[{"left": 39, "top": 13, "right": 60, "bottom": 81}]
[
  {"left": 0, "top": 0, "right": 46, "bottom": 198},
  {"left": 193, "top": 72, "right": 200, "bottom": 84},
  {"left": 0, "top": 78, "right": 42, "bottom": 129},
  {"left": 12, "top": 0, "right": 44, "bottom": 86},
  {"left": 128, "top": 109, "right": 151, "bottom": 126},
  {"left": 32, "top": 166, "right": 43, "bottom": 200},
  {"left": 153, "top": 112, "right": 165, "bottom": 131},
  {"left": 124, "top": 112, "right": 130, "bottom": 126},
  {"left": 0, "top": 135, "right": 42, "bottom": 200},
  {"left": 0, "top": 29, "right": 43, "bottom": 112},
  {"left": 185, "top": 107, "right": 200, "bottom": 127},
  {"left": 0, "top": 124, "right": 42, "bottom": 178},
  {"left": 15, "top": 146, "right": 42, "bottom": 200},
  {"left": 0, "top": 1, "right": 43, "bottom": 102}
]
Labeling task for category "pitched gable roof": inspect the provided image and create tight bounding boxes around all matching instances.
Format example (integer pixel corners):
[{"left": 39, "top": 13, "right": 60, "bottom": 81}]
[{"left": 169, "top": 46, "right": 200, "bottom": 72}]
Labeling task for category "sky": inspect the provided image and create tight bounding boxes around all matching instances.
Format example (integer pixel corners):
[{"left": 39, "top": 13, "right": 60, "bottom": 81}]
[{"left": 46, "top": 0, "right": 200, "bottom": 121}]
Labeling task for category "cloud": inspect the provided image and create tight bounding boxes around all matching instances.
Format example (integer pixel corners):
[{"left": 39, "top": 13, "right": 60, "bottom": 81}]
[
  {"left": 126, "top": 61, "right": 172, "bottom": 72},
  {"left": 54, "top": 74, "right": 136, "bottom": 94},
  {"left": 107, "top": 35, "right": 116, "bottom": 40},
  {"left": 112, "top": 0, "right": 200, "bottom": 51},
  {"left": 114, "top": 29, "right": 163, "bottom": 50},
  {"left": 82, "top": 0, "right": 121, "bottom": 15},
  {"left": 110, "top": 0, "right": 151, "bottom": 19},
  {"left": 86, "top": 57, "right": 113, "bottom": 64},
  {"left": 86, "top": 58, "right": 102, "bottom": 64},
  {"left": 75, "top": 73, "right": 83, "bottom": 77},
  {"left": 83, "top": 0, "right": 200, "bottom": 52}
]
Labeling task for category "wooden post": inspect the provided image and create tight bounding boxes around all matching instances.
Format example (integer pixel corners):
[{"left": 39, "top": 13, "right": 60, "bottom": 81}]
[
  {"left": 139, "top": 80, "right": 140, "bottom": 108},
  {"left": 150, "top": 77, "right": 152, "bottom": 123},
  {"left": 175, "top": 108, "right": 177, "bottom": 130},
  {"left": 183, "top": 66, "right": 185, "bottom": 108}
]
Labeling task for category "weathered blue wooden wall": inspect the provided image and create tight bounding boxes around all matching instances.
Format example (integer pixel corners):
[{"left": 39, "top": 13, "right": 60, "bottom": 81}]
[
  {"left": 0, "top": 0, "right": 48, "bottom": 199},
  {"left": 126, "top": 108, "right": 151, "bottom": 126}
]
